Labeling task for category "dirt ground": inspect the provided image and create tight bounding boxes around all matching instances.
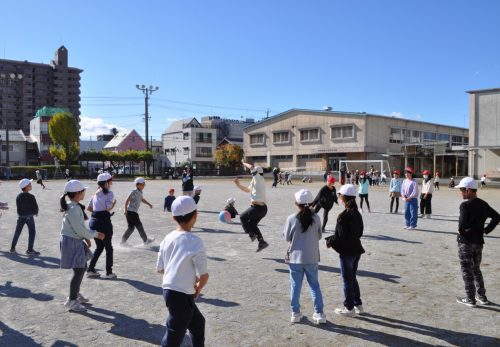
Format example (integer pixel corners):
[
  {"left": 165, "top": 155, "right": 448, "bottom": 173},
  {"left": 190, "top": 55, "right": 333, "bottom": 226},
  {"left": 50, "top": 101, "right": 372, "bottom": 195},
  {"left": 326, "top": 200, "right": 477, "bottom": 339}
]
[{"left": 0, "top": 178, "right": 499, "bottom": 346}]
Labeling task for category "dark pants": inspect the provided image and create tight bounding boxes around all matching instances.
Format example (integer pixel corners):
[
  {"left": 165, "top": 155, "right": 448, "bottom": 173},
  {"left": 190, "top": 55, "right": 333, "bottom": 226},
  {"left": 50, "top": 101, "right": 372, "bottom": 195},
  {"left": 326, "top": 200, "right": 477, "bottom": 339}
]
[
  {"left": 11, "top": 215, "right": 36, "bottom": 251},
  {"left": 122, "top": 211, "right": 147, "bottom": 242},
  {"left": 420, "top": 194, "right": 432, "bottom": 215},
  {"left": 162, "top": 289, "right": 205, "bottom": 347},
  {"left": 88, "top": 234, "right": 113, "bottom": 275},
  {"left": 390, "top": 197, "right": 399, "bottom": 213},
  {"left": 434, "top": 182, "right": 439, "bottom": 190},
  {"left": 70, "top": 267, "right": 86, "bottom": 300},
  {"left": 240, "top": 204, "right": 267, "bottom": 242},
  {"left": 458, "top": 243, "right": 485, "bottom": 301},
  {"left": 339, "top": 254, "right": 362, "bottom": 310},
  {"left": 314, "top": 204, "right": 332, "bottom": 231},
  {"left": 358, "top": 194, "right": 370, "bottom": 210}
]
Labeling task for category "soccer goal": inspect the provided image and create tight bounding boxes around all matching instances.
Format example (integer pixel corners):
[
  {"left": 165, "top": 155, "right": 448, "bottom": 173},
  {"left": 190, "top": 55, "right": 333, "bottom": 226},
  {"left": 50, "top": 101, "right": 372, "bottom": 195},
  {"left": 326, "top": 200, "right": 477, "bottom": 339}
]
[{"left": 338, "top": 160, "right": 391, "bottom": 183}]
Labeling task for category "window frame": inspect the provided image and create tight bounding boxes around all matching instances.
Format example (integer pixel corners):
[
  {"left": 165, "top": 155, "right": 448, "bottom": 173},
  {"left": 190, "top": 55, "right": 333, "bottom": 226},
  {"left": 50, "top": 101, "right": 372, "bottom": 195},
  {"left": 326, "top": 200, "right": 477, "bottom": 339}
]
[
  {"left": 272, "top": 130, "right": 290, "bottom": 144},
  {"left": 330, "top": 124, "right": 354, "bottom": 140},
  {"left": 249, "top": 133, "right": 266, "bottom": 146},
  {"left": 299, "top": 127, "right": 320, "bottom": 142}
]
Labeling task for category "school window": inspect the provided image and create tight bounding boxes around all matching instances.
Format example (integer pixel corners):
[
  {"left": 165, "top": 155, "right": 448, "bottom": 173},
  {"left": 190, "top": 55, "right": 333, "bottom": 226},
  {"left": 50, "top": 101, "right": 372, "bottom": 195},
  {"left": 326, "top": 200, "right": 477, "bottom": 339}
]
[
  {"left": 408, "top": 130, "right": 421, "bottom": 143},
  {"left": 451, "top": 136, "right": 463, "bottom": 146},
  {"left": 331, "top": 125, "right": 354, "bottom": 140},
  {"left": 438, "top": 134, "right": 449, "bottom": 143},
  {"left": 423, "top": 131, "right": 436, "bottom": 144},
  {"left": 196, "top": 147, "right": 212, "bottom": 157},
  {"left": 250, "top": 133, "right": 265, "bottom": 145},
  {"left": 389, "top": 128, "right": 403, "bottom": 144},
  {"left": 272, "top": 131, "right": 290, "bottom": 144},
  {"left": 300, "top": 128, "right": 320, "bottom": 142}
]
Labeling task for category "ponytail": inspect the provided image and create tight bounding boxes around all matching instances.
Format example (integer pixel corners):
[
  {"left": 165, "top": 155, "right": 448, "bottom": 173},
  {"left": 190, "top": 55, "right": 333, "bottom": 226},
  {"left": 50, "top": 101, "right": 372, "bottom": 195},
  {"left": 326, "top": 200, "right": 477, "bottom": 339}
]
[
  {"left": 295, "top": 204, "right": 314, "bottom": 232},
  {"left": 60, "top": 193, "right": 69, "bottom": 212}
]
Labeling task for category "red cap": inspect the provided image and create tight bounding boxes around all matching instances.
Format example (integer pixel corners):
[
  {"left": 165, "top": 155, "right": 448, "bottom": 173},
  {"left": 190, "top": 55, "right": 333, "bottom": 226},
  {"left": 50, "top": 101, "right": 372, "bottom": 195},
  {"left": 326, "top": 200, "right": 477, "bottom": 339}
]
[
  {"left": 360, "top": 170, "right": 366, "bottom": 175},
  {"left": 404, "top": 167, "right": 414, "bottom": 174},
  {"left": 168, "top": 188, "right": 175, "bottom": 193},
  {"left": 327, "top": 175, "right": 335, "bottom": 184},
  {"left": 423, "top": 170, "right": 430, "bottom": 175},
  {"left": 393, "top": 170, "right": 400, "bottom": 175}
]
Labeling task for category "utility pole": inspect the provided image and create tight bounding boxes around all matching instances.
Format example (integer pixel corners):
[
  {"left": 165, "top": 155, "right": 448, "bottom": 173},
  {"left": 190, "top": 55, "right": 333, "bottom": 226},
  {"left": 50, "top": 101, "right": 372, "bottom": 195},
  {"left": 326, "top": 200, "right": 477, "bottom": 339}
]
[{"left": 135, "top": 84, "right": 159, "bottom": 151}]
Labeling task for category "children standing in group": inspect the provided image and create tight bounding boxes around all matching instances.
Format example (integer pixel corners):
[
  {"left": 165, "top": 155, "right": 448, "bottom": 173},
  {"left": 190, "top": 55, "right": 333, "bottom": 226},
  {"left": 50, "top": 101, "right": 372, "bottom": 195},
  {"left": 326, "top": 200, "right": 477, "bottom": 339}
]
[
  {"left": 358, "top": 171, "right": 371, "bottom": 213},
  {"left": 59, "top": 180, "right": 105, "bottom": 312},
  {"left": 283, "top": 189, "right": 326, "bottom": 324},
  {"left": 325, "top": 184, "right": 365, "bottom": 317},
  {"left": 434, "top": 172, "right": 440, "bottom": 190},
  {"left": 164, "top": 188, "right": 176, "bottom": 212},
  {"left": 389, "top": 170, "right": 402, "bottom": 214},
  {"left": 420, "top": 170, "right": 434, "bottom": 219},
  {"left": 157, "top": 196, "right": 209, "bottom": 347},
  {"left": 87, "top": 173, "right": 117, "bottom": 279},
  {"left": 121, "top": 177, "right": 155, "bottom": 246},
  {"left": 401, "top": 167, "right": 419, "bottom": 230},
  {"left": 10, "top": 179, "right": 40, "bottom": 255},
  {"left": 35, "top": 170, "right": 46, "bottom": 189}
]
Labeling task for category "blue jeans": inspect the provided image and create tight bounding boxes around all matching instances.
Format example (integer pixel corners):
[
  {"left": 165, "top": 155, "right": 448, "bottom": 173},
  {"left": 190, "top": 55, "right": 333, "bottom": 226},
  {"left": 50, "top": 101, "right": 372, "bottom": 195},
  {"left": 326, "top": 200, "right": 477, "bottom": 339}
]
[
  {"left": 289, "top": 263, "right": 324, "bottom": 314},
  {"left": 339, "top": 254, "right": 362, "bottom": 310},
  {"left": 405, "top": 198, "right": 418, "bottom": 227},
  {"left": 11, "top": 215, "right": 36, "bottom": 251}
]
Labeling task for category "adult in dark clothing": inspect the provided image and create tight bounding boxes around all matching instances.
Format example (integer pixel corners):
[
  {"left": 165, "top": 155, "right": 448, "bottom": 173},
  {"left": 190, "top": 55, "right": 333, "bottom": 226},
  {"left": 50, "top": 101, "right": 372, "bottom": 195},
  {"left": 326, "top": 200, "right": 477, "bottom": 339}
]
[
  {"left": 454, "top": 177, "right": 499, "bottom": 307},
  {"left": 311, "top": 175, "right": 338, "bottom": 232},
  {"left": 325, "top": 184, "right": 365, "bottom": 317},
  {"left": 272, "top": 168, "right": 280, "bottom": 188},
  {"left": 182, "top": 167, "right": 194, "bottom": 196},
  {"left": 340, "top": 164, "right": 347, "bottom": 185}
]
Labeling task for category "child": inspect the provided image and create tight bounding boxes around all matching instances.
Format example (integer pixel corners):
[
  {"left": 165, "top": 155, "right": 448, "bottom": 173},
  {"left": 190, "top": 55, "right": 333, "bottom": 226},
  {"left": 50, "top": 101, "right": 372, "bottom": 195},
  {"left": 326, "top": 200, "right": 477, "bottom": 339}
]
[
  {"left": 284, "top": 189, "right": 326, "bottom": 324},
  {"left": 0, "top": 201, "right": 8, "bottom": 218},
  {"left": 311, "top": 175, "right": 338, "bottom": 232},
  {"left": 59, "top": 180, "right": 105, "bottom": 312},
  {"left": 193, "top": 186, "right": 202, "bottom": 204},
  {"left": 420, "top": 170, "right": 434, "bottom": 219},
  {"left": 358, "top": 171, "right": 371, "bottom": 213},
  {"left": 121, "top": 177, "right": 155, "bottom": 246},
  {"left": 35, "top": 170, "right": 46, "bottom": 189},
  {"left": 480, "top": 174, "right": 486, "bottom": 189},
  {"left": 156, "top": 196, "right": 209, "bottom": 346},
  {"left": 401, "top": 167, "right": 419, "bottom": 230},
  {"left": 224, "top": 197, "right": 238, "bottom": 219},
  {"left": 325, "top": 184, "right": 365, "bottom": 317},
  {"left": 434, "top": 172, "right": 440, "bottom": 190},
  {"left": 86, "top": 173, "right": 117, "bottom": 279},
  {"left": 164, "top": 188, "right": 176, "bottom": 212},
  {"left": 389, "top": 170, "right": 402, "bottom": 214},
  {"left": 10, "top": 179, "right": 40, "bottom": 255},
  {"left": 449, "top": 177, "right": 456, "bottom": 189}
]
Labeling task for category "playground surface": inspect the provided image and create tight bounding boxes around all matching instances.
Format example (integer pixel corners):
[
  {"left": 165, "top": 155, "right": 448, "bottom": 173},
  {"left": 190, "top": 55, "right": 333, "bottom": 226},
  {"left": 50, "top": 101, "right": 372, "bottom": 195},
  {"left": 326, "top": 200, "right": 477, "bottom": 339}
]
[{"left": 0, "top": 178, "right": 499, "bottom": 346}]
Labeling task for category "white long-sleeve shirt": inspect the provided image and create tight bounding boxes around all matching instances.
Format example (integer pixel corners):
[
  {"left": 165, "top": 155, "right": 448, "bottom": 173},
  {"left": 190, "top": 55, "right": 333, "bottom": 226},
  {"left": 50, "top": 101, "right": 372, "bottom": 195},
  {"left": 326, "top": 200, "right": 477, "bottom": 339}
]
[{"left": 421, "top": 179, "right": 434, "bottom": 194}]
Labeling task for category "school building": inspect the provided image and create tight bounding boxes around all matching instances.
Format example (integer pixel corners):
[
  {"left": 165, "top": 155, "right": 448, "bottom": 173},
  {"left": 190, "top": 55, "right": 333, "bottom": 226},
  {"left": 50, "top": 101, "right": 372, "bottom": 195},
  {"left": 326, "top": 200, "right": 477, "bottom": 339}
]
[{"left": 242, "top": 109, "right": 469, "bottom": 177}]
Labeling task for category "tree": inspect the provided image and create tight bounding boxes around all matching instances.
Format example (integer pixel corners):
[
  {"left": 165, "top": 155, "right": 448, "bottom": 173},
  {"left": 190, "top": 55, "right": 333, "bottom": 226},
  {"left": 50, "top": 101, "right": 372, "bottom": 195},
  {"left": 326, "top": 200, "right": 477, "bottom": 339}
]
[
  {"left": 48, "top": 111, "right": 79, "bottom": 168},
  {"left": 214, "top": 144, "right": 244, "bottom": 168}
]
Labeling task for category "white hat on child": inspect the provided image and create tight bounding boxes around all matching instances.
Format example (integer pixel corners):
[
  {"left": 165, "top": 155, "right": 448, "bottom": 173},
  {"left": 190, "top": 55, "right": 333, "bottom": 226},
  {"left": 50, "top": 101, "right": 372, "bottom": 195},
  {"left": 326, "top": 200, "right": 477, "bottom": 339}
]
[
  {"left": 64, "top": 180, "right": 87, "bottom": 193},
  {"left": 456, "top": 177, "right": 478, "bottom": 190},
  {"left": 294, "top": 189, "right": 313, "bottom": 204},
  {"left": 97, "top": 172, "right": 112, "bottom": 182},
  {"left": 252, "top": 166, "right": 264, "bottom": 174},
  {"left": 194, "top": 185, "right": 202, "bottom": 191},
  {"left": 171, "top": 196, "right": 197, "bottom": 216},
  {"left": 18, "top": 178, "right": 33, "bottom": 189},
  {"left": 134, "top": 177, "right": 145, "bottom": 184},
  {"left": 226, "top": 197, "right": 236, "bottom": 204},
  {"left": 339, "top": 184, "right": 357, "bottom": 197}
]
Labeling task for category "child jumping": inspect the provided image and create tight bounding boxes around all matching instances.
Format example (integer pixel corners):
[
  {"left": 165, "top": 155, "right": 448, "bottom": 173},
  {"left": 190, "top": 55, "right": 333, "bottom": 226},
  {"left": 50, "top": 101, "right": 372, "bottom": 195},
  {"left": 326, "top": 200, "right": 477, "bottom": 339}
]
[
  {"left": 121, "top": 177, "right": 155, "bottom": 246},
  {"left": 59, "top": 180, "right": 105, "bottom": 312},
  {"left": 164, "top": 188, "right": 176, "bottom": 212},
  {"left": 157, "top": 196, "right": 209, "bottom": 347},
  {"left": 10, "top": 179, "right": 40, "bottom": 255}
]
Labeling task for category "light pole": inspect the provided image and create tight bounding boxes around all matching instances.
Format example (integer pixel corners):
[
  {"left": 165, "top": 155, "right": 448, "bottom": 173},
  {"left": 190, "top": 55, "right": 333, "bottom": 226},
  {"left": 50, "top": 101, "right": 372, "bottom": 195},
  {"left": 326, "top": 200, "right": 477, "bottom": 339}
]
[
  {"left": 135, "top": 84, "right": 159, "bottom": 151},
  {"left": 0, "top": 72, "right": 23, "bottom": 166}
]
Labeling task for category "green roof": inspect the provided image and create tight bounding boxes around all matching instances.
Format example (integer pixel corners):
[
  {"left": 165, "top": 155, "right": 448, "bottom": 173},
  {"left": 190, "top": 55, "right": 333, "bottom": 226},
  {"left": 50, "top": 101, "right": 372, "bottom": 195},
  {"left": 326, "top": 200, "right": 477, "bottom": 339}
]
[{"left": 34, "top": 106, "right": 70, "bottom": 118}]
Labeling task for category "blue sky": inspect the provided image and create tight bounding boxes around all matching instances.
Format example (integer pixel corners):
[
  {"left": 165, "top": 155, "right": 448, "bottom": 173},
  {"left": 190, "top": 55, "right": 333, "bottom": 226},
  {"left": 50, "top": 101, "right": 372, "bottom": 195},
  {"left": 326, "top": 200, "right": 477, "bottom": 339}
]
[{"left": 1, "top": 0, "right": 499, "bottom": 140}]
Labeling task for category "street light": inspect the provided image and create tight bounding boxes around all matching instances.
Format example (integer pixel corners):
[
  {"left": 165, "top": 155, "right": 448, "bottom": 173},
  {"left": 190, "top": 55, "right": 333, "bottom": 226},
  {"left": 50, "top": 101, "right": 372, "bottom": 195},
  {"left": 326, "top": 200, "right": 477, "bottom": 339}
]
[{"left": 0, "top": 72, "right": 23, "bottom": 166}]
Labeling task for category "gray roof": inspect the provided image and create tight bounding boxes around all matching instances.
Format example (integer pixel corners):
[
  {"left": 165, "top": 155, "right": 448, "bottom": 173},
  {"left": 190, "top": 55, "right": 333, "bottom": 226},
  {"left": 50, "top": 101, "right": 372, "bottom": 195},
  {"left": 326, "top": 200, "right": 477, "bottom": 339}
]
[
  {"left": 163, "top": 118, "right": 200, "bottom": 134},
  {"left": 79, "top": 140, "right": 109, "bottom": 153},
  {"left": 466, "top": 87, "right": 500, "bottom": 94},
  {"left": 0, "top": 129, "right": 27, "bottom": 142}
]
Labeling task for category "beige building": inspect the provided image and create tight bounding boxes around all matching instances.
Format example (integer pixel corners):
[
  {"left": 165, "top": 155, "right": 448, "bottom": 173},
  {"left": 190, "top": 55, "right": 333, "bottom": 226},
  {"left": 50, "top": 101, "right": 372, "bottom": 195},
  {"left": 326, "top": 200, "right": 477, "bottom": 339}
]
[
  {"left": 466, "top": 88, "right": 500, "bottom": 179},
  {"left": 243, "top": 109, "right": 468, "bottom": 176}
]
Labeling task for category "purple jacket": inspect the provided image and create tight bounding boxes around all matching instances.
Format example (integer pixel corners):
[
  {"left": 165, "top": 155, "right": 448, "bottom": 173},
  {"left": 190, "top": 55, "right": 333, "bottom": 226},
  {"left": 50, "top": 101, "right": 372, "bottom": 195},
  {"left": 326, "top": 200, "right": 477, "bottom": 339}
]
[{"left": 401, "top": 178, "right": 419, "bottom": 199}]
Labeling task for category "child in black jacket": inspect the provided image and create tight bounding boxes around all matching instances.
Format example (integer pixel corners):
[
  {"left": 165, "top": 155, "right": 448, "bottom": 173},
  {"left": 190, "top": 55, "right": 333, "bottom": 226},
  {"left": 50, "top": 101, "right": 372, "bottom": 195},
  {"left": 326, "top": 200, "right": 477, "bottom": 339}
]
[
  {"left": 10, "top": 179, "right": 40, "bottom": 255},
  {"left": 311, "top": 175, "right": 338, "bottom": 232}
]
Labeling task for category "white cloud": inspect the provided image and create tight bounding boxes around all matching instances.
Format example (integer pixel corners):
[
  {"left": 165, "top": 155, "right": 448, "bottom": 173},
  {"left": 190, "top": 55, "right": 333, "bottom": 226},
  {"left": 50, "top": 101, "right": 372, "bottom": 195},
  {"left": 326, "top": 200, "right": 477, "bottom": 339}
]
[
  {"left": 79, "top": 116, "right": 128, "bottom": 139},
  {"left": 414, "top": 114, "right": 423, "bottom": 120},
  {"left": 388, "top": 111, "right": 406, "bottom": 118}
]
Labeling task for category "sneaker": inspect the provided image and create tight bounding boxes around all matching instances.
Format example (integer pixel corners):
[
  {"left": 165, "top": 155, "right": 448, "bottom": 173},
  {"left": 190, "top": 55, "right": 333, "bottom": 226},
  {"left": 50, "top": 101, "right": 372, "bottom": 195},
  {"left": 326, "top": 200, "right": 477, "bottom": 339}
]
[
  {"left": 291, "top": 312, "right": 303, "bottom": 323},
  {"left": 9, "top": 248, "right": 16, "bottom": 254},
  {"left": 334, "top": 307, "right": 356, "bottom": 317},
  {"left": 86, "top": 270, "right": 100, "bottom": 278},
  {"left": 256, "top": 241, "right": 269, "bottom": 252},
  {"left": 419, "top": 214, "right": 424, "bottom": 218},
  {"left": 408, "top": 226, "right": 416, "bottom": 230},
  {"left": 456, "top": 297, "right": 476, "bottom": 307},
  {"left": 312, "top": 312, "right": 326, "bottom": 324},
  {"left": 144, "top": 238, "right": 155, "bottom": 245},
  {"left": 354, "top": 305, "right": 364, "bottom": 314},
  {"left": 403, "top": 226, "right": 409, "bottom": 230},
  {"left": 476, "top": 296, "right": 489, "bottom": 305},
  {"left": 64, "top": 299, "right": 87, "bottom": 312},
  {"left": 104, "top": 273, "right": 117, "bottom": 279},
  {"left": 26, "top": 250, "right": 40, "bottom": 256},
  {"left": 77, "top": 293, "right": 89, "bottom": 304}
]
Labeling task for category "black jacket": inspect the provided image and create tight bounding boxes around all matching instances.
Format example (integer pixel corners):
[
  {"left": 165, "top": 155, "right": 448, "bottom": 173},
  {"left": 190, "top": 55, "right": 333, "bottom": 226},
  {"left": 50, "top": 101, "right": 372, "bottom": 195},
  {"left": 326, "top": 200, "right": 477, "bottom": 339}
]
[
  {"left": 313, "top": 185, "right": 338, "bottom": 210},
  {"left": 182, "top": 172, "right": 194, "bottom": 191},
  {"left": 458, "top": 197, "right": 499, "bottom": 245},
  {"left": 326, "top": 200, "right": 365, "bottom": 255},
  {"left": 16, "top": 192, "right": 39, "bottom": 216}
]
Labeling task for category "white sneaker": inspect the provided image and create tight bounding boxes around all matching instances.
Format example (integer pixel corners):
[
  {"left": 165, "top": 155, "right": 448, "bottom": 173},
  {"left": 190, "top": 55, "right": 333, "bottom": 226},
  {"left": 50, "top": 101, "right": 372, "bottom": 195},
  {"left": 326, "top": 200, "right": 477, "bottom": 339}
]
[
  {"left": 354, "top": 305, "right": 364, "bottom": 314},
  {"left": 64, "top": 299, "right": 87, "bottom": 312},
  {"left": 291, "top": 312, "right": 303, "bottom": 323},
  {"left": 312, "top": 312, "right": 326, "bottom": 324},
  {"left": 104, "top": 273, "right": 117, "bottom": 279},
  {"left": 77, "top": 293, "right": 89, "bottom": 304},
  {"left": 334, "top": 307, "right": 356, "bottom": 317},
  {"left": 408, "top": 226, "right": 416, "bottom": 230},
  {"left": 86, "top": 270, "right": 100, "bottom": 278},
  {"left": 403, "top": 226, "right": 409, "bottom": 229}
]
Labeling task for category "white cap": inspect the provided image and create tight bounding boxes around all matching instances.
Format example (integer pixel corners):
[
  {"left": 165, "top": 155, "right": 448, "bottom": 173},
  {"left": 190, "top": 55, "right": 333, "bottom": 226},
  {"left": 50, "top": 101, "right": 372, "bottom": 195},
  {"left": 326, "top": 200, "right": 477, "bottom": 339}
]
[
  {"left": 134, "top": 177, "right": 145, "bottom": 184},
  {"left": 64, "top": 180, "right": 87, "bottom": 193},
  {"left": 172, "top": 196, "right": 197, "bottom": 216},
  {"left": 194, "top": 185, "right": 202, "bottom": 191},
  {"left": 19, "top": 178, "right": 33, "bottom": 189},
  {"left": 294, "top": 189, "right": 313, "bottom": 204},
  {"left": 35, "top": 170, "right": 40, "bottom": 173},
  {"left": 339, "top": 184, "right": 357, "bottom": 197},
  {"left": 456, "top": 177, "right": 478, "bottom": 190},
  {"left": 97, "top": 172, "right": 112, "bottom": 182},
  {"left": 226, "top": 197, "right": 236, "bottom": 204},
  {"left": 252, "top": 166, "right": 263, "bottom": 174}
]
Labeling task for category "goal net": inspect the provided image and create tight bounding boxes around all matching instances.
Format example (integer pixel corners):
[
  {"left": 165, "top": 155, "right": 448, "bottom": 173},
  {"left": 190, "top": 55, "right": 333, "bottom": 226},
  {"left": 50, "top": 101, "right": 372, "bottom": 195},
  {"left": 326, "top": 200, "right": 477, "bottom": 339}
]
[{"left": 337, "top": 160, "right": 391, "bottom": 183}]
